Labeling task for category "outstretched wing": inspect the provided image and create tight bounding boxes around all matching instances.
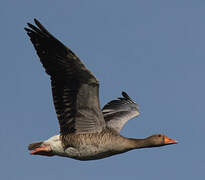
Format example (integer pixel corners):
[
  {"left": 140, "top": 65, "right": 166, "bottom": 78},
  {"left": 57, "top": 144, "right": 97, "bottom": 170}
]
[
  {"left": 102, "top": 92, "right": 139, "bottom": 133},
  {"left": 25, "top": 19, "right": 105, "bottom": 137}
]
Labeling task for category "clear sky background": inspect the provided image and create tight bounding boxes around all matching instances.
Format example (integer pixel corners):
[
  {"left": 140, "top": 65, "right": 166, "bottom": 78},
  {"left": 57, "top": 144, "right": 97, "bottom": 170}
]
[{"left": 1, "top": 0, "right": 205, "bottom": 179}]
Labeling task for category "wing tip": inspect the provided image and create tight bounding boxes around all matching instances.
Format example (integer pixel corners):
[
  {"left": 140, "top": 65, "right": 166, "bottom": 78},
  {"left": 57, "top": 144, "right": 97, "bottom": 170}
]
[
  {"left": 34, "top": 18, "right": 41, "bottom": 27},
  {"left": 25, "top": 18, "right": 47, "bottom": 33},
  {"left": 122, "top": 91, "right": 131, "bottom": 100},
  {"left": 34, "top": 18, "right": 38, "bottom": 23},
  {"left": 121, "top": 91, "right": 138, "bottom": 109}
]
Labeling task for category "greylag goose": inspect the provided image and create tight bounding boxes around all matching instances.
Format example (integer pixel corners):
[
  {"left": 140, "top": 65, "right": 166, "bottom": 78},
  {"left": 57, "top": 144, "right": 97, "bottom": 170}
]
[{"left": 25, "top": 19, "right": 177, "bottom": 161}]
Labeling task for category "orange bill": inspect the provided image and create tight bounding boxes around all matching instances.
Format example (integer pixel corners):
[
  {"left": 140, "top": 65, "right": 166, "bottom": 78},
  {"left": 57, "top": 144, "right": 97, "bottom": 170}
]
[{"left": 164, "top": 136, "right": 178, "bottom": 145}]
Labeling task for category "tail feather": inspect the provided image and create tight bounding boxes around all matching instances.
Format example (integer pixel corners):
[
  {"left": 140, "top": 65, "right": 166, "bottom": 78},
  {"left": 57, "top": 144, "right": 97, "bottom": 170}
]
[{"left": 28, "top": 142, "right": 43, "bottom": 150}]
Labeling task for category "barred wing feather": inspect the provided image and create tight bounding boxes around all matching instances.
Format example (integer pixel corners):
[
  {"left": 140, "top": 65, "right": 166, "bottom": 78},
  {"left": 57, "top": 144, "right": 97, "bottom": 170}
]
[
  {"left": 24, "top": 19, "right": 105, "bottom": 138},
  {"left": 102, "top": 92, "right": 139, "bottom": 133}
]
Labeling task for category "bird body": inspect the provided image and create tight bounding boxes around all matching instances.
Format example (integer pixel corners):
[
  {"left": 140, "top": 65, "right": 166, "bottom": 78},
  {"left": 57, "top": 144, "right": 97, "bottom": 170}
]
[
  {"left": 45, "top": 131, "right": 128, "bottom": 160},
  {"left": 25, "top": 19, "right": 177, "bottom": 161},
  {"left": 29, "top": 129, "right": 132, "bottom": 160}
]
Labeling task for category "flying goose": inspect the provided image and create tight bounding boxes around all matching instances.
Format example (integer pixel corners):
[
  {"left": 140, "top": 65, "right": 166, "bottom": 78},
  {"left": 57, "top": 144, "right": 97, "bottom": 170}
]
[{"left": 25, "top": 19, "right": 177, "bottom": 161}]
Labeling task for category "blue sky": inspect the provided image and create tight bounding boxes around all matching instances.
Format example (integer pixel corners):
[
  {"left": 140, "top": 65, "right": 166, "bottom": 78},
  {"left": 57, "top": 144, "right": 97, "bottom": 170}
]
[{"left": 1, "top": 0, "right": 205, "bottom": 179}]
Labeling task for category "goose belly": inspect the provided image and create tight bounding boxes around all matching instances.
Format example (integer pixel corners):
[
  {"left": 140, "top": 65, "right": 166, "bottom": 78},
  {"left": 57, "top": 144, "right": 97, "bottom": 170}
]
[{"left": 62, "top": 145, "right": 124, "bottom": 161}]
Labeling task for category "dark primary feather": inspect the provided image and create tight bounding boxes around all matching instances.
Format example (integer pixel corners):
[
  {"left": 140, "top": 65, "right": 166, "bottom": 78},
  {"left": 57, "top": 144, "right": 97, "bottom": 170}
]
[
  {"left": 24, "top": 19, "right": 105, "bottom": 137},
  {"left": 102, "top": 92, "right": 139, "bottom": 132}
]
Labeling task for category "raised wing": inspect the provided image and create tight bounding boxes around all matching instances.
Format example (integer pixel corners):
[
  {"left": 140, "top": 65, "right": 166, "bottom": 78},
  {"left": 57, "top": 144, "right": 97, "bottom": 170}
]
[
  {"left": 25, "top": 19, "right": 105, "bottom": 138},
  {"left": 102, "top": 92, "right": 139, "bottom": 133}
]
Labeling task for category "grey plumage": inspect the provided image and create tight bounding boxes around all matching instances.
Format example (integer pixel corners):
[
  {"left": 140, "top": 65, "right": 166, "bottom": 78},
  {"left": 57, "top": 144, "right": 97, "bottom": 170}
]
[
  {"left": 25, "top": 19, "right": 105, "bottom": 138},
  {"left": 102, "top": 92, "right": 139, "bottom": 132},
  {"left": 25, "top": 19, "right": 177, "bottom": 160},
  {"left": 25, "top": 19, "right": 139, "bottom": 140}
]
